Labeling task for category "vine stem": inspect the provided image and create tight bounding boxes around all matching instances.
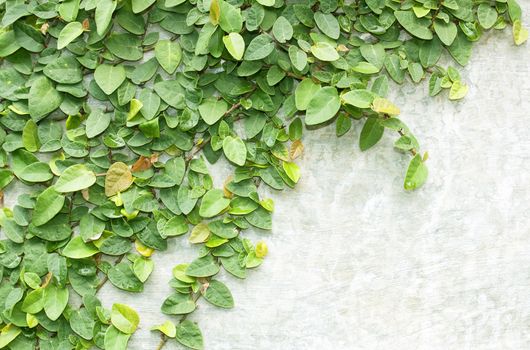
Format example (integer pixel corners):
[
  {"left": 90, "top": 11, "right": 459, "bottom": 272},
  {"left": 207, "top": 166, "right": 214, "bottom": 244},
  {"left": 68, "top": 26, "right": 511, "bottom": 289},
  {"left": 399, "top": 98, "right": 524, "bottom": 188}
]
[
  {"left": 155, "top": 335, "right": 167, "bottom": 350},
  {"left": 95, "top": 255, "right": 124, "bottom": 292},
  {"left": 185, "top": 101, "right": 242, "bottom": 163},
  {"left": 382, "top": 114, "right": 418, "bottom": 157},
  {"left": 155, "top": 279, "right": 209, "bottom": 350}
]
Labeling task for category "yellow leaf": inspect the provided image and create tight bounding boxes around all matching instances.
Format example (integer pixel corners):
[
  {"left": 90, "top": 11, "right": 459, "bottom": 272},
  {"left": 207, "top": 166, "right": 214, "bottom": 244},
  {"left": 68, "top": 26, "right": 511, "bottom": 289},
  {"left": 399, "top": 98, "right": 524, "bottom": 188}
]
[
  {"left": 120, "top": 209, "right": 139, "bottom": 220},
  {"left": 105, "top": 162, "right": 133, "bottom": 197},
  {"left": 189, "top": 223, "right": 210, "bottom": 244},
  {"left": 210, "top": 0, "right": 220, "bottom": 25},
  {"left": 26, "top": 314, "right": 38, "bottom": 328},
  {"left": 513, "top": 20, "right": 528, "bottom": 46},
  {"left": 448, "top": 81, "right": 468, "bottom": 100},
  {"left": 371, "top": 98, "right": 400, "bottom": 116},
  {"left": 135, "top": 240, "right": 154, "bottom": 257},
  {"left": 127, "top": 99, "right": 143, "bottom": 121},
  {"left": 255, "top": 241, "right": 268, "bottom": 258},
  {"left": 260, "top": 198, "right": 274, "bottom": 212}
]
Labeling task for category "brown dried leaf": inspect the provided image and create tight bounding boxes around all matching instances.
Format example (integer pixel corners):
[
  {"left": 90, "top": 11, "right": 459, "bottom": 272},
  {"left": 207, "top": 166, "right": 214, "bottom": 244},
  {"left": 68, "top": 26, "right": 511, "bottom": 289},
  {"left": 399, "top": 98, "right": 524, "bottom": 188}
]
[
  {"left": 131, "top": 156, "right": 152, "bottom": 172},
  {"left": 40, "top": 23, "right": 49, "bottom": 35},
  {"left": 41, "top": 272, "right": 52, "bottom": 288},
  {"left": 290, "top": 140, "right": 304, "bottom": 160},
  {"left": 81, "top": 188, "right": 90, "bottom": 201},
  {"left": 82, "top": 18, "right": 90, "bottom": 31}
]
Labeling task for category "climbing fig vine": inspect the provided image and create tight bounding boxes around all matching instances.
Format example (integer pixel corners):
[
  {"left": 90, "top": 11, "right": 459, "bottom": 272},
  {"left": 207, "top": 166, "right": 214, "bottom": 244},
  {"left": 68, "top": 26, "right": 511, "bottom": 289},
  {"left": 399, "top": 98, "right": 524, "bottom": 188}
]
[{"left": 0, "top": 0, "right": 526, "bottom": 348}]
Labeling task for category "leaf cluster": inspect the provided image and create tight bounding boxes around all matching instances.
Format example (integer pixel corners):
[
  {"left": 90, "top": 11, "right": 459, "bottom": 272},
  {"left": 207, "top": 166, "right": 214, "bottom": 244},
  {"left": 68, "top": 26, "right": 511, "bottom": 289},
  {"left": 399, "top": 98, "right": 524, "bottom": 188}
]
[{"left": 0, "top": 0, "right": 526, "bottom": 349}]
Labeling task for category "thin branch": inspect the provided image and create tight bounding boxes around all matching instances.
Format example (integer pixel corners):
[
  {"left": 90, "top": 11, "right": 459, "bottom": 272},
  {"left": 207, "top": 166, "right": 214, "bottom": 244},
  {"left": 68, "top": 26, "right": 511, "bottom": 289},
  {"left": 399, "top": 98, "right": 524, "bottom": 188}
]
[
  {"left": 95, "top": 255, "right": 124, "bottom": 292},
  {"left": 185, "top": 101, "right": 242, "bottom": 163}
]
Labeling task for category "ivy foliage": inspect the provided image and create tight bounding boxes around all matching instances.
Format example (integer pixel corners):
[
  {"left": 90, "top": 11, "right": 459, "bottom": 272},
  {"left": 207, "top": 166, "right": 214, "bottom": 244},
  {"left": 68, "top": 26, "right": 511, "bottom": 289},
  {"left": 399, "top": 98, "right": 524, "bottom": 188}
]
[{"left": 0, "top": 0, "right": 527, "bottom": 349}]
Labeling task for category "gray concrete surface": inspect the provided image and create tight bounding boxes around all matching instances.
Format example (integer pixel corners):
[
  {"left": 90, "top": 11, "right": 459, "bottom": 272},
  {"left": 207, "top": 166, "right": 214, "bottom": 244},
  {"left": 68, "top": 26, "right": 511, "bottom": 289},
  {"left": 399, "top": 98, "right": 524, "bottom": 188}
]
[{"left": 111, "top": 16, "right": 530, "bottom": 349}]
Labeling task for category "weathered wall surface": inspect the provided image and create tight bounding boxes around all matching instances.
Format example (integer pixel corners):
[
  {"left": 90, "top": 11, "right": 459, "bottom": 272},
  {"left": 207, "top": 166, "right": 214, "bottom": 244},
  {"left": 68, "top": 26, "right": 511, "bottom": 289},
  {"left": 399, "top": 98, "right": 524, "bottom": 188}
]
[{"left": 100, "top": 8, "right": 530, "bottom": 350}]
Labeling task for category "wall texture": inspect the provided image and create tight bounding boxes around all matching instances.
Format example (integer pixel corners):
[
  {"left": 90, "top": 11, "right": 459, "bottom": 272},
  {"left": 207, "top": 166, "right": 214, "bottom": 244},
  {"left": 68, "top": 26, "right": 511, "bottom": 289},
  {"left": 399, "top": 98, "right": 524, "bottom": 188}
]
[{"left": 98, "top": 8, "right": 529, "bottom": 350}]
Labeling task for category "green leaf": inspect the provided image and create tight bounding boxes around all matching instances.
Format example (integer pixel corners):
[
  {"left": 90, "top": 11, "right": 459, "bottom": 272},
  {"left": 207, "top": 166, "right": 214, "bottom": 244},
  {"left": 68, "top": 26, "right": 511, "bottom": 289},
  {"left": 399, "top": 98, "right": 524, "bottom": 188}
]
[
  {"left": 314, "top": 12, "right": 340, "bottom": 39},
  {"left": 70, "top": 308, "right": 96, "bottom": 340},
  {"left": 244, "top": 34, "right": 274, "bottom": 61},
  {"left": 203, "top": 280, "right": 234, "bottom": 308},
  {"left": 132, "top": 0, "right": 155, "bottom": 13},
  {"left": 57, "top": 22, "right": 84, "bottom": 49},
  {"left": 199, "top": 189, "right": 230, "bottom": 218},
  {"left": 80, "top": 214, "right": 105, "bottom": 241},
  {"left": 419, "top": 37, "right": 443, "bottom": 68},
  {"left": 477, "top": 5, "right": 498, "bottom": 30},
  {"left": 161, "top": 293, "right": 196, "bottom": 315},
  {"left": 434, "top": 20, "right": 457, "bottom": 46},
  {"left": 19, "top": 162, "right": 53, "bottom": 183},
  {"left": 154, "top": 80, "right": 186, "bottom": 109},
  {"left": 272, "top": 16, "right": 293, "bottom": 43},
  {"left": 55, "top": 164, "right": 96, "bottom": 193},
  {"left": 198, "top": 98, "right": 228, "bottom": 125},
  {"left": 29, "top": 214, "right": 72, "bottom": 241},
  {"left": 33, "top": 187, "right": 65, "bottom": 226},
  {"left": 86, "top": 109, "right": 111, "bottom": 138},
  {"left": 341, "top": 89, "right": 375, "bottom": 109},
  {"left": 310, "top": 42, "right": 339, "bottom": 61},
  {"left": 111, "top": 304, "right": 140, "bottom": 334},
  {"left": 21, "top": 288, "right": 44, "bottom": 314},
  {"left": 0, "top": 170, "right": 14, "bottom": 190},
  {"left": 222, "top": 136, "right": 246, "bottom": 166},
  {"left": 43, "top": 283, "right": 69, "bottom": 321},
  {"left": 404, "top": 154, "right": 428, "bottom": 190},
  {"left": 104, "top": 326, "right": 131, "bottom": 350},
  {"left": 185, "top": 254, "right": 220, "bottom": 277},
  {"left": 256, "top": 0, "right": 274, "bottom": 6},
  {"left": 155, "top": 39, "right": 182, "bottom": 74},
  {"left": 95, "top": 0, "right": 117, "bottom": 35},
  {"left": 173, "top": 264, "right": 196, "bottom": 283},
  {"left": 447, "top": 32, "right": 473, "bottom": 66},
  {"left": 28, "top": 76, "right": 62, "bottom": 122},
  {"left": 394, "top": 10, "right": 433, "bottom": 40},
  {"left": 62, "top": 236, "right": 99, "bottom": 258},
  {"left": 288, "top": 45, "right": 307, "bottom": 71},
  {"left": 218, "top": 0, "right": 243, "bottom": 33},
  {"left": 22, "top": 119, "right": 40, "bottom": 152},
  {"left": 507, "top": 0, "right": 522, "bottom": 22},
  {"left": 94, "top": 64, "right": 126, "bottom": 95},
  {"left": 176, "top": 321, "right": 204, "bottom": 350},
  {"left": 161, "top": 216, "right": 188, "bottom": 238},
  {"left": 295, "top": 79, "right": 320, "bottom": 111},
  {"left": 133, "top": 257, "right": 154, "bottom": 282},
  {"left": 44, "top": 56, "right": 83, "bottom": 84},
  {"left": 305, "top": 86, "right": 340, "bottom": 125},
  {"left": 359, "top": 118, "right": 384, "bottom": 151},
  {"left": 223, "top": 32, "right": 245, "bottom": 60},
  {"left": 108, "top": 262, "right": 144, "bottom": 292},
  {"left": 282, "top": 162, "right": 300, "bottom": 183},
  {"left": 408, "top": 62, "right": 424, "bottom": 83},
  {"left": 0, "top": 325, "right": 21, "bottom": 348},
  {"left": 360, "top": 44, "right": 385, "bottom": 69}
]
